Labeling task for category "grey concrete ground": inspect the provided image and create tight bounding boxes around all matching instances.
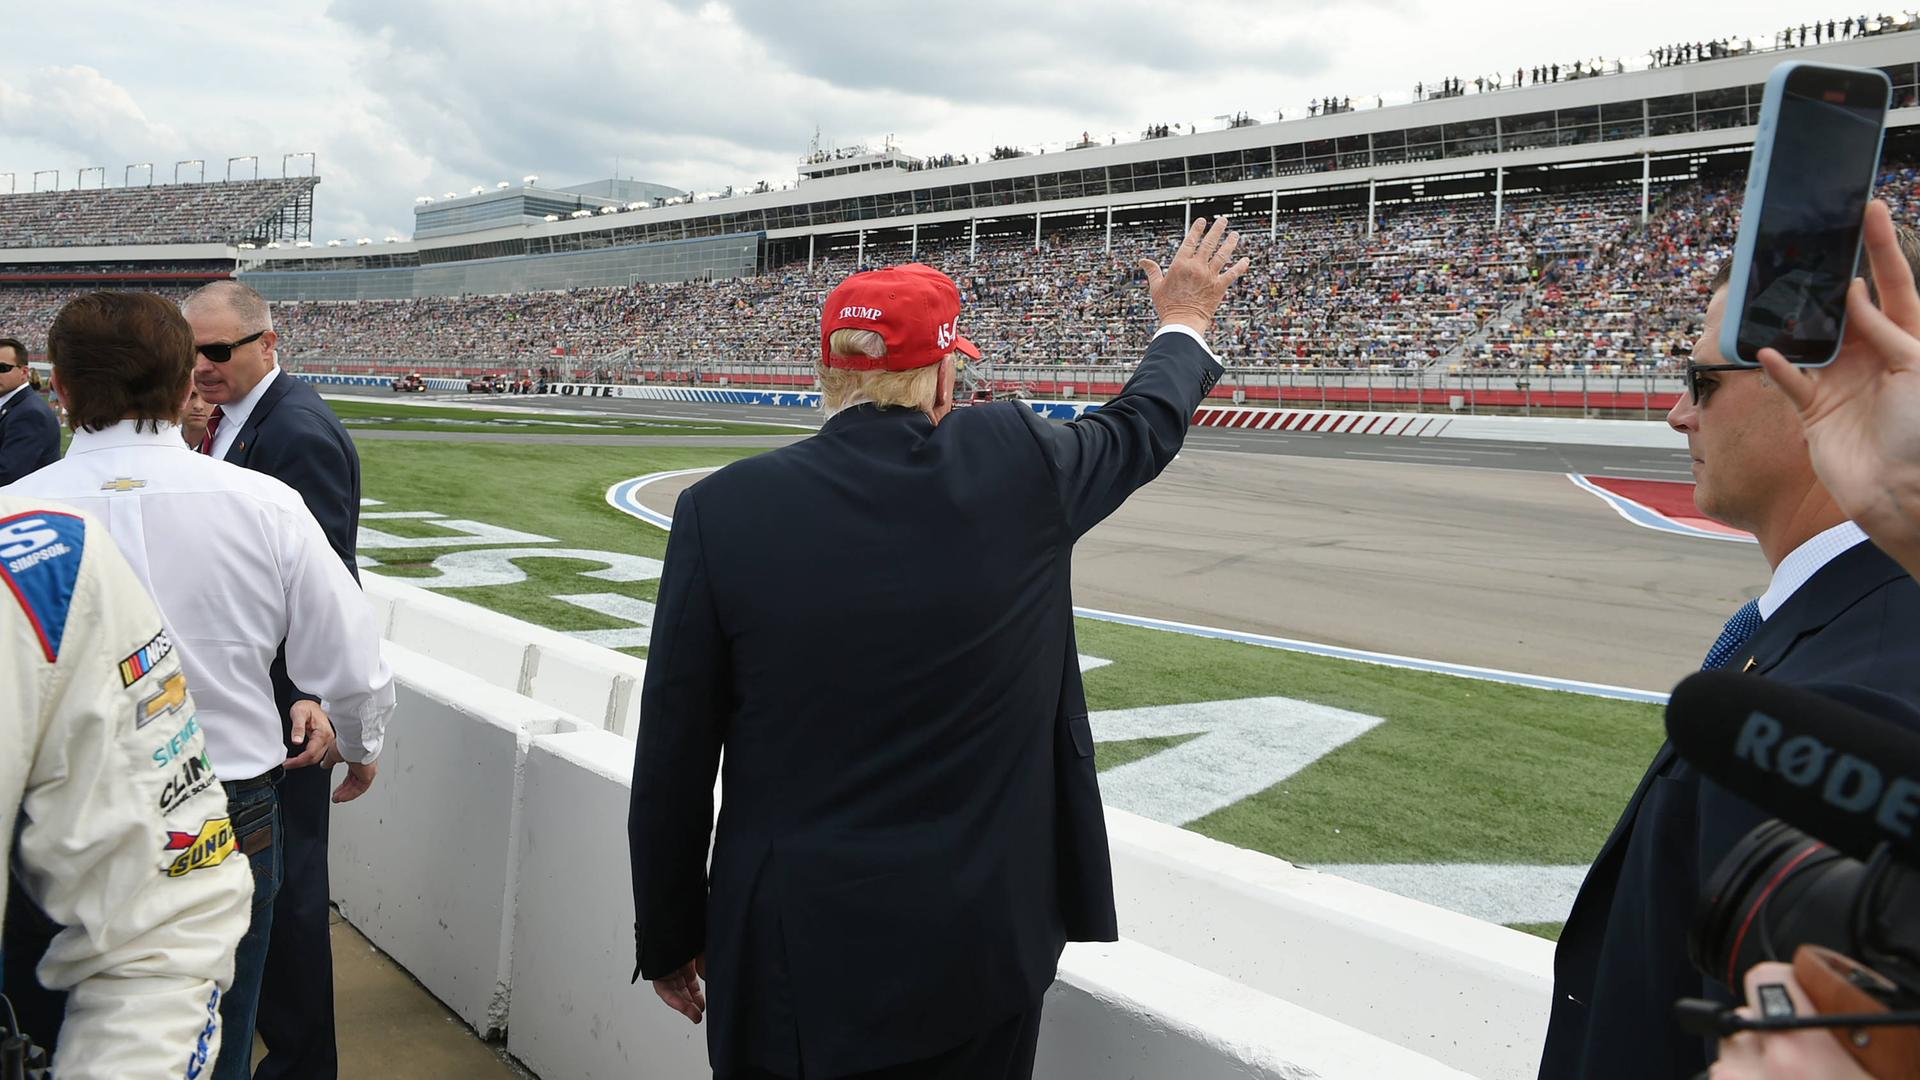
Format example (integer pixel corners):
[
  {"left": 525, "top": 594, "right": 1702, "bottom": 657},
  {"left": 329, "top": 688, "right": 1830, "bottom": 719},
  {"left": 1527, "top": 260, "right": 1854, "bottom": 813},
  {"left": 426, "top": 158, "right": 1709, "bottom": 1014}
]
[{"left": 620, "top": 427, "right": 1755, "bottom": 691}]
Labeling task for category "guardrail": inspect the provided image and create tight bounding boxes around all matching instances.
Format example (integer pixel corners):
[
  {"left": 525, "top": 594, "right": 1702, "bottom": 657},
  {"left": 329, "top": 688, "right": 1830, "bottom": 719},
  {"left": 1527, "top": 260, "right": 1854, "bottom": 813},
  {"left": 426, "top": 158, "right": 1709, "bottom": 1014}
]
[{"left": 352, "top": 577, "right": 1552, "bottom": 1076}]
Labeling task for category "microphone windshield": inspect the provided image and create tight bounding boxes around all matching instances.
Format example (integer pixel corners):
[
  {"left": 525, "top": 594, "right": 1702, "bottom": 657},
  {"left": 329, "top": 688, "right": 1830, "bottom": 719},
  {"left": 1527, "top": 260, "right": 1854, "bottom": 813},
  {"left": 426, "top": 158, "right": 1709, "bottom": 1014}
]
[{"left": 1665, "top": 672, "right": 1920, "bottom": 865}]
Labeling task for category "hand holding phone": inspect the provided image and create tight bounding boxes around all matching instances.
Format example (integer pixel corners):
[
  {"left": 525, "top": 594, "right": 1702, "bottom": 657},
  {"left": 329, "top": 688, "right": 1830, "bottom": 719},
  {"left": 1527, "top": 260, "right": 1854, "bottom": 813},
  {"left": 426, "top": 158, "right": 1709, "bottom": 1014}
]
[{"left": 1720, "top": 62, "right": 1892, "bottom": 366}]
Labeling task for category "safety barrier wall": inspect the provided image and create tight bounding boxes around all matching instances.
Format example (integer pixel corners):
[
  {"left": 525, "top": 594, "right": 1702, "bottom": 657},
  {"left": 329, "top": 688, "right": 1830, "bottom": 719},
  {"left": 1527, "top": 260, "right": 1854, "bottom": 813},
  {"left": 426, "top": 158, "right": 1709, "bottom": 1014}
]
[
  {"left": 363, "top": 573, "right": 646, "bottom": 736},
  {"left": 332, "top": 679, "right": 1480, "bottom": 1078},
  {"left": 348, "top": 582, "right": 1551, "bottom": 1076}
]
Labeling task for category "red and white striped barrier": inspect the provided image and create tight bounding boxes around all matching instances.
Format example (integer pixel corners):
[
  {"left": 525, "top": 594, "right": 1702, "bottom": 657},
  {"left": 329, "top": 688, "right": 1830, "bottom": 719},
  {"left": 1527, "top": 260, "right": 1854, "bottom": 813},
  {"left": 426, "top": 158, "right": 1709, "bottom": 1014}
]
[{"left": 1190, "top": 407, "right": 1456, "bottom": 438}]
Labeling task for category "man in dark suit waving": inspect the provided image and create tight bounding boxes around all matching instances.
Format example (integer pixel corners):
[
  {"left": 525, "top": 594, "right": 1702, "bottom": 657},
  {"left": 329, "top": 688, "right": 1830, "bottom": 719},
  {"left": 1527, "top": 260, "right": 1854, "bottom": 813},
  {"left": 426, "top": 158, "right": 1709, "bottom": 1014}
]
[
  {"left": 0, "top": 337, "right": 61, "bottom": 484},
  {"left": 182, "top": 281, "right": 366, "bottom": 1080},
  {"left": 630, "top": 218, "right": 1246, "bottom": 1079},
  {"left": 1538, "top": 240, "right": 1920, "bottom": 1078}
]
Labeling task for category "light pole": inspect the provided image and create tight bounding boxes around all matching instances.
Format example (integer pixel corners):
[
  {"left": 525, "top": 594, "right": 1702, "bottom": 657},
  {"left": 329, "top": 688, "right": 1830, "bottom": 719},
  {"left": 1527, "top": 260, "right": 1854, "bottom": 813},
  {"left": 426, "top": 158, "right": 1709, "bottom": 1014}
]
[
  {"left": 176, "top": 159, "right": 205, "bottom": 184},
  {"left": 227, "top": 155, "right": 258, "bottom": 182},
  {"left": 282, "top": 151, "right": 315, "bottom": 178},
  {"left": 32, "top": 170, "right": 57, "bottom": 192},
  {"left": 126, "top": 163, "right": 154, "bottom": 187},
  {"left": 0, "top": 173, "right": 13, "bottom": 194},
  {"left": 77, "top": 166, "right": 105, "bottom": 189}
]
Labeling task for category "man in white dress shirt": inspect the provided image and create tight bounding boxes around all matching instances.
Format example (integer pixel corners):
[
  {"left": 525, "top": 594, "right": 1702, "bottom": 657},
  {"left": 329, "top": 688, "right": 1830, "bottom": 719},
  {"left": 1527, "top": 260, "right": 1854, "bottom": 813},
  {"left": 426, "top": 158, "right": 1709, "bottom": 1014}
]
[{"left": 1, "top": 290, "right": 395, "bottom": 1080}]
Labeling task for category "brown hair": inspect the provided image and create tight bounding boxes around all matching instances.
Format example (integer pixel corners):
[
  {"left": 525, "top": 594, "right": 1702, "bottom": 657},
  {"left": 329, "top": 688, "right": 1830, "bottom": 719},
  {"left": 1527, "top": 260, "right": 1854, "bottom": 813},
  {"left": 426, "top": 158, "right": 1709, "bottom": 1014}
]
[
  {"left": 1709, "top": 223, "right": 1920, "bottom": 300},
  {"left": 47, "top": 292, "right": 195, "bottom": 433}
]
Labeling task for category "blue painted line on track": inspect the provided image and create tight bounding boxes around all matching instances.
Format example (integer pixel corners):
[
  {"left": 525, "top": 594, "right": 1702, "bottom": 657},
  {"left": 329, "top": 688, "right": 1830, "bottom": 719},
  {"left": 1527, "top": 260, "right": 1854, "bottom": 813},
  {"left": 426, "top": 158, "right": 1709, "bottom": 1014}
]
[{"left": 1567, "top": 473, "right": 1755, "bottom": 545}]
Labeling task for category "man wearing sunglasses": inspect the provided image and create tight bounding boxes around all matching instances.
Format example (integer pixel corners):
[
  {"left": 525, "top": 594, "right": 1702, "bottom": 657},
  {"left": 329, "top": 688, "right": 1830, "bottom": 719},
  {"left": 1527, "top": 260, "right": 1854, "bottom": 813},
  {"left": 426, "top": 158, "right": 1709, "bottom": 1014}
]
[
  {"left": 182, "top": 281, "right": 366, "bottom": 1080},
  {"left": 0, "top": 336, "right": 61, "bottom": 485},
  {"left": 1540, "top": 227, "right": 1920, "bottom": 1079}
]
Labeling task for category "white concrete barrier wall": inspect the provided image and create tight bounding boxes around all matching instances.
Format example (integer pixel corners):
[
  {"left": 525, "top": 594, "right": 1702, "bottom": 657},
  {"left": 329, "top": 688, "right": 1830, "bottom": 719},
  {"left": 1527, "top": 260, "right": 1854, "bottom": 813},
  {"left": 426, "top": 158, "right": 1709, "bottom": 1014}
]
[
  {"left": 332, "top": 678, "right": 1489, "bottom": 1077},
  {"left": 1106, "top": 809, "right": 1550, "bottom": 1079},
  {"left": 365, "top": 573, "right": 645, "bottom": 736},
  {"left": 344, "top": 584, "right": 1552, "bottom": 1074},
  {"left": 328, "top": 641, "right": 581, "bottom": 1036},
  {"left": 1043, "top": 941, "right": 1473, "bottom": 1080},
  {"left": 506, "top": 730, "right": 712, "bottom": 1079}
]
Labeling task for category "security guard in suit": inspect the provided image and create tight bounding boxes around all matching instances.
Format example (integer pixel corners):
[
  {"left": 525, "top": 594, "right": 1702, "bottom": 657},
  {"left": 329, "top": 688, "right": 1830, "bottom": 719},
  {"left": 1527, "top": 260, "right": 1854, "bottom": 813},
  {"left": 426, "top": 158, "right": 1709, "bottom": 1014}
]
[{"left": 0, "top": 337, "right": 61, "bottom": 484}]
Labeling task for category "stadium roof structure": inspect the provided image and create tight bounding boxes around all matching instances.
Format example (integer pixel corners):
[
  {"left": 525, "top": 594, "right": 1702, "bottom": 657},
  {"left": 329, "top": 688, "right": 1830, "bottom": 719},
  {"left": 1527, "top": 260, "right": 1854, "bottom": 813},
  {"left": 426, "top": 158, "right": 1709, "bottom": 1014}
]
[
  {"left": 240, "top": 32, "right": 1920, "bottom": 285},
  {"left": 413, "top": 178, "right": 685, "bottom": 240}
]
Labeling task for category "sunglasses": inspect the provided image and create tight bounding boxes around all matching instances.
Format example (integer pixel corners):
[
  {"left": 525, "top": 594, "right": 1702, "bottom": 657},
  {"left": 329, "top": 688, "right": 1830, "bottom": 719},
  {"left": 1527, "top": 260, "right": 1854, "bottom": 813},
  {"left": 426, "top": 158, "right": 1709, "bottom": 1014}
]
[
  {"left": 1685, "top": 362, "right": 1756, "bottom": 406},
  {"left": 0, "top": 362, "right": 24, "bottom": 373},
  {"left": 196, "top": 329, "right": 267, "bottom": 363}
]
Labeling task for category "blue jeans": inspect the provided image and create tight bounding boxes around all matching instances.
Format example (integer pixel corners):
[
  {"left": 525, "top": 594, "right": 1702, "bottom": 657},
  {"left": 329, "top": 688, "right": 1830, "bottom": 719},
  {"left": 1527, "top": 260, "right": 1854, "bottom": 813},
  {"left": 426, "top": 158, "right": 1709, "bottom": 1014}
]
[{"left": 215, "top": 779, "right": 282, "bottom": 1080}]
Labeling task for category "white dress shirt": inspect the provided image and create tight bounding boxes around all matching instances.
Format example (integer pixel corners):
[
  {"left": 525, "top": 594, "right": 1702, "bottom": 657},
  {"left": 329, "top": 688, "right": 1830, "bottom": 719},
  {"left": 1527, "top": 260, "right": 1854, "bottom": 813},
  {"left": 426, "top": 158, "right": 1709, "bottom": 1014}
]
[
  {"left": 3, "top": 421, "right": 393, "bottom": 780},
  {"left": 0, "top": 384, "right": 27, "bottom": 411},
  {"left": 1758, "top": 520, "right": 1871, "bottom": 620},
  {"left": 207, "top": 364, "right": 282, "bottom": 459}
]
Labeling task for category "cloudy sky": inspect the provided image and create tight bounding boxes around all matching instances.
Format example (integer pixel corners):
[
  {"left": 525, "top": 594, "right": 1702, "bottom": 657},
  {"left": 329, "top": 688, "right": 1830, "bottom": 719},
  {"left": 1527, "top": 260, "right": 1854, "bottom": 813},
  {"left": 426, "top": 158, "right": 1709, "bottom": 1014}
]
[{"left": 0, "top": 1, "right": 1861, "bottom": 239}]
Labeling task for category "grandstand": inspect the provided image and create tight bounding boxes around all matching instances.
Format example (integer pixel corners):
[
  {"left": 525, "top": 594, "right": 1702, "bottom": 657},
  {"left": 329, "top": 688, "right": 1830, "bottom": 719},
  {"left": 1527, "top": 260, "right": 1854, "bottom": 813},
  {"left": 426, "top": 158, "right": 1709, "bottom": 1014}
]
[
  {"left": 0, "top": 176, "right": 316, "bottom": 249},
  {"left": 3, "top": 32, "right": 1920, "bottom": 387}
]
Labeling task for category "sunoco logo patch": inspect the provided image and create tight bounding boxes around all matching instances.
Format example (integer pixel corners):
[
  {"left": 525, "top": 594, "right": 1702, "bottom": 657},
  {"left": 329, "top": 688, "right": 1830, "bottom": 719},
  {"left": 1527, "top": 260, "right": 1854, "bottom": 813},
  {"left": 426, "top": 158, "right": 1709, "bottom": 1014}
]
[{"left": 163, "top": 818, "right": 236, "bottom": 878}]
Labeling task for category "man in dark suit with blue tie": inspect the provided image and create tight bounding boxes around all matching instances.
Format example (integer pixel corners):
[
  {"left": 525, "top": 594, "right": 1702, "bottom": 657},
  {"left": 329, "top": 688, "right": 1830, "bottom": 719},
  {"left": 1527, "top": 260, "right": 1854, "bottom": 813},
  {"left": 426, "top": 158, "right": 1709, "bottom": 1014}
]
[
  {"left": 630, "top": 218, "right": 1246, "bottom": 1080},
  {"left": 0, "top": 338, "right": 61, "bottom": 485},
  {"left": 1538, "top": 245, "right": 1920, "bottom": 1079},
  {"left": 183, "top": 281, "right": 367, "bottom": 1080}
]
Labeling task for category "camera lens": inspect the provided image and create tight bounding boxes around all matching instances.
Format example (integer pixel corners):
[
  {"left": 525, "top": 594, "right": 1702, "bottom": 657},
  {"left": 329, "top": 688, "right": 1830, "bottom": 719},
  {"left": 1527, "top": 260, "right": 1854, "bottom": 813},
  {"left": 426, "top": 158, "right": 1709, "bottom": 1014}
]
[{"left": 1690, "top": 819, "right": 1867, "bottom": 990}]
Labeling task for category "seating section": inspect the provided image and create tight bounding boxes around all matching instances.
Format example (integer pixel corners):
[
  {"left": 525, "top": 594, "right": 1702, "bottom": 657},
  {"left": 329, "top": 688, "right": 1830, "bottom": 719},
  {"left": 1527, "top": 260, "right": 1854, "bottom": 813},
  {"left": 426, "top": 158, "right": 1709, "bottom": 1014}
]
[
  {"left": 0, "top": 178, "right": 314, "bottom": 248},
  {"left": 6, "top": 169, "right": 1920, "bottom": 370}
]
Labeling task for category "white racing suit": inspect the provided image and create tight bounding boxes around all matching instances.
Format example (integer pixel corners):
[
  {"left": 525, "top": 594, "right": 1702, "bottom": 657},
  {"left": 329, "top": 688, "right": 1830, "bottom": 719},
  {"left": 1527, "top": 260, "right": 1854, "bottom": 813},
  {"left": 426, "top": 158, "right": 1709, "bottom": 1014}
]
[{"left": 0, "top": 497, "right": 250, "bottom": 1079}]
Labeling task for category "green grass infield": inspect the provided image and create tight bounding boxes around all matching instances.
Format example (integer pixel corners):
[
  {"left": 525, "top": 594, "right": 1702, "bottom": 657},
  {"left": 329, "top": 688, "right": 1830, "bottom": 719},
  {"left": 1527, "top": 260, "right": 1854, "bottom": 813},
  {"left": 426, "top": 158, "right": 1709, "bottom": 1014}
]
[
  {"left": 357, "top": 439, "right": 1645, "bottom": 937},
  {"left": 327, "top": 395, "right": 804, "bottom": 437}
]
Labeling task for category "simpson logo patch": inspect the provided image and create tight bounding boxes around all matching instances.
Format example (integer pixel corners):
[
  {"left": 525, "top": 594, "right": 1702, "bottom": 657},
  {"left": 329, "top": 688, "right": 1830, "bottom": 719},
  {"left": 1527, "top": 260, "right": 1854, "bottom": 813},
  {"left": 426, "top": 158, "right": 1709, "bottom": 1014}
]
[
  {"left": 163, "top": 818, "right": 236, "bottom": 878},
  {"left": 120, "top": 629, "right": 174, "bottom": 686},
  {"left": 0, "top": 511, "right": 86, "bottom": 663}
]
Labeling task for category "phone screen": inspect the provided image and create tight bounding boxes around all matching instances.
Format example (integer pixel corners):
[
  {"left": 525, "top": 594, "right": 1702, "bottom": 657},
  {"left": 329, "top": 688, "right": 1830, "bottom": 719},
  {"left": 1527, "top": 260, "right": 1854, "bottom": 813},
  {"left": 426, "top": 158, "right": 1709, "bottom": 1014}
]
[{"left": 1736, "top": 68, "right": 1889, "bottom": 362}]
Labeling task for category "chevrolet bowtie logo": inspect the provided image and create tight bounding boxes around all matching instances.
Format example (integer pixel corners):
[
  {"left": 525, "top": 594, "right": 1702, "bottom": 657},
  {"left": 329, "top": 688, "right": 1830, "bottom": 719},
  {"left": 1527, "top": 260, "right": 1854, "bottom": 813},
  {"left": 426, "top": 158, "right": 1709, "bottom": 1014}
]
[
  {"left": 100, "top": 478, "right": 147, "bottom": 493},
  {"left": 141, "top": 672, "right": 189, "bottom": 727}
]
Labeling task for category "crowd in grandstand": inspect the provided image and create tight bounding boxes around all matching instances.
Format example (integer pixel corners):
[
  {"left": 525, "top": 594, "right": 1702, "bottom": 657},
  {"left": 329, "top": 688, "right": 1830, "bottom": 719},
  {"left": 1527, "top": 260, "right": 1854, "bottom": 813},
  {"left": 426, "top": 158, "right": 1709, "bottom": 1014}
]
[
  {"left": 2, "top": 169, "right": 1808, "bottom": 373},
  {"left": 0, "top": 178, "right": 314, "bottom": 249}
]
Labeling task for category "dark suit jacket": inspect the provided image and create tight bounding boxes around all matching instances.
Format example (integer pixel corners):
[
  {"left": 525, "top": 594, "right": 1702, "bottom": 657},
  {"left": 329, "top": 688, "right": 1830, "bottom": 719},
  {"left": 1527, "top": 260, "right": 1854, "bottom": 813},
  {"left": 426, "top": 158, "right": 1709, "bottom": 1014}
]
[
  {"left": 1540, "top": 538, "right": 1920, "bottom": 1079},
  {"left": 223, "top": 371, "right": 362, "bottom": 725},
  {"left": 0, "top": 386, "right": 61, "bottom": 486},
  {"left": 629, "top": 331, "right": 1220, "bottom": 1078}
]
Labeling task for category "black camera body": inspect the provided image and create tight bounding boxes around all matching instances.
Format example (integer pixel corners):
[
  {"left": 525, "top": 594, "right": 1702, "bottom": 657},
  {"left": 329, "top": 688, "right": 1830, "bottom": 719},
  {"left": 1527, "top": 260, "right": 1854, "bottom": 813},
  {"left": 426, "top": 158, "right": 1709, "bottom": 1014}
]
[
  {"left": 1665, "top": 670, "right": 1920, "bottom": 1058},
  {"left": 1691, "top": 818, "right": 1920, "bottom": 1004}
]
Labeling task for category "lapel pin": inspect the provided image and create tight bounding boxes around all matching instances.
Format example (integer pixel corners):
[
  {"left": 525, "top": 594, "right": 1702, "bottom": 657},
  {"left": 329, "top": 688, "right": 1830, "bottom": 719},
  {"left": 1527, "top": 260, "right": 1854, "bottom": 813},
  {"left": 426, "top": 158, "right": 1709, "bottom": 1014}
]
[{"left": 1742, "top": 657, "right": 1757, "bottom": 672}]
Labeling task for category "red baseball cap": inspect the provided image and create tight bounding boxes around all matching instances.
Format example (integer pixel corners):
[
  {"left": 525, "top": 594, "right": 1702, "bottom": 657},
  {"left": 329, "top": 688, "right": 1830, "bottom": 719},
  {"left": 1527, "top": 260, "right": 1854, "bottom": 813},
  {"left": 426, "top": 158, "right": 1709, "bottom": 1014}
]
[{"left": 820, "top": 263, "right": 980, "bottom": 371}]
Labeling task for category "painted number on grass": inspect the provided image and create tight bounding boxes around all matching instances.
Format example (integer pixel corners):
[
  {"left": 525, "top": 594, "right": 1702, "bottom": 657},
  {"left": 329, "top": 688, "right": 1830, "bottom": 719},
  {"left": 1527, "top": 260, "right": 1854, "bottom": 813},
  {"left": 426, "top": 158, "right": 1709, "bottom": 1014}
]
[{"left": 1093, "top": 697, "right": 1384, "bottom": 826}]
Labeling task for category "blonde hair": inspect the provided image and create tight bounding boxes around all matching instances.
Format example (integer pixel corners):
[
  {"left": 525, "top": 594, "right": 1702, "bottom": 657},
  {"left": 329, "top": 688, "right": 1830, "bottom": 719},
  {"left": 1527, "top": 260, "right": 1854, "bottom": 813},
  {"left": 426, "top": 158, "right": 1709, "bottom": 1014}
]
[{"left": 818, "top": 328, "right": 942, "bottom": 414}]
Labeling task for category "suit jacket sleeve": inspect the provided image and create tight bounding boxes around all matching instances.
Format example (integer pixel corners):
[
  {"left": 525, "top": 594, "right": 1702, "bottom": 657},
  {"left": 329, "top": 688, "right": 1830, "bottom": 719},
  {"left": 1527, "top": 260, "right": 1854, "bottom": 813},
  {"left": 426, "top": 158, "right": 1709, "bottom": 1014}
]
[
  {"left": 1016, "top": 328, "right": 1220, "bottom": 540},
  {"left": 245, "top": 406, "right": 359, "bottom": 577},
  {"left": 629, "top": 486, "right": 729, "bottom": 981},
  {"left": 0, "top": 398, "right": 59, "bottom": 486}
]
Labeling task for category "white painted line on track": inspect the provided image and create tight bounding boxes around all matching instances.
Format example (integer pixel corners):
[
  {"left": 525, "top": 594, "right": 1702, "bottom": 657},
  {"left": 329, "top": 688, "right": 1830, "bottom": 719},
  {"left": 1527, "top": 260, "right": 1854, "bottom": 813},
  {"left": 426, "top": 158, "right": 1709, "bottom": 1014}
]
[
  {"left": 1595, "top": 466, "right": 1693, "bottom": 478},
  {"left": 605, "top": 468, "right": 1667, "bottom": 704},
  {"left": 1342, "top": 450, "right": 1473, "bottom": 461}
]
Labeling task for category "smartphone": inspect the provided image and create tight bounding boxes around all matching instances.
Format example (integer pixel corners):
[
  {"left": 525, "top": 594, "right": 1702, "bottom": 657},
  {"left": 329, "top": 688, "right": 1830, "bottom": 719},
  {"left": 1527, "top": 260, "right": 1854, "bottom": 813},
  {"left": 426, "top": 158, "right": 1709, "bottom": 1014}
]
[{"left": 1720, "top": 62, "right": 1891, "bottom": 366}]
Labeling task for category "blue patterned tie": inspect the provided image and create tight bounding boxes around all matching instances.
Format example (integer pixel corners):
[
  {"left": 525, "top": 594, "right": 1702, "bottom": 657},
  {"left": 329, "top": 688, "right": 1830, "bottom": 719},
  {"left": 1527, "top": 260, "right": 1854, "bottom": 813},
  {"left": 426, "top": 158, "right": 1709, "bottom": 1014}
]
[{"left": 1701, "top": 600, "right": 1762, "bottom": 671}]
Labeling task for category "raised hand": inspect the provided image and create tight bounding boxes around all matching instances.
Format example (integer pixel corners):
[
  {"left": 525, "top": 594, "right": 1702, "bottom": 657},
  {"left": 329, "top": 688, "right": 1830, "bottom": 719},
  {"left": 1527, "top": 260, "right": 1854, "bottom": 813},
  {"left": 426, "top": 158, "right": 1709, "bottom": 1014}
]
[
  {"left": 1137, "top": 216, "right": 1251, "bottom": 338},
  {"left": 1758, "top": 199, "right": 1920, "bottom": 572}
]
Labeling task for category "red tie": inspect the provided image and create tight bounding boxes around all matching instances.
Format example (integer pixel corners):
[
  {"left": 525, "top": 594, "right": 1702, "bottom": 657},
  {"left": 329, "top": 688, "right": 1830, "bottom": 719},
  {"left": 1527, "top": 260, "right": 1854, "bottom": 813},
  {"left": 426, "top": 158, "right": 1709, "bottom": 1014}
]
[{"left": 199, "top": 407, "right": 225, "bottom": 456}]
